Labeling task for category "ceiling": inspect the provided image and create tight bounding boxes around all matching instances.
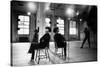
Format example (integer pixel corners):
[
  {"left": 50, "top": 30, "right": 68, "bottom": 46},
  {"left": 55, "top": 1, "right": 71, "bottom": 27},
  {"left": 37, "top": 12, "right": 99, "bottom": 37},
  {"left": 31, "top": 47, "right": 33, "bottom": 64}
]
[
  {"left": 11, "top": 1, "right": 97, "bottom": 33},
  {"left": 11, "top": 1, "right": 92, "bottom": 16}
]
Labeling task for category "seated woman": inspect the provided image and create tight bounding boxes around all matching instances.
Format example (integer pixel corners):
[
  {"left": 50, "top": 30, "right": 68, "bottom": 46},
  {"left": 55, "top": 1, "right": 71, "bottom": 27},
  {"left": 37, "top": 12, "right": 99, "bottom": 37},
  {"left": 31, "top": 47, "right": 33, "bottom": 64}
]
[
  {"left": 28, "top": 27, "right": 51, "bottom": 62},
  {"left": 53, "top": 27, "right": 67, "bottom": 60},
  {"left": 39, "top": 27, "right": 51, "bottom": 49}
]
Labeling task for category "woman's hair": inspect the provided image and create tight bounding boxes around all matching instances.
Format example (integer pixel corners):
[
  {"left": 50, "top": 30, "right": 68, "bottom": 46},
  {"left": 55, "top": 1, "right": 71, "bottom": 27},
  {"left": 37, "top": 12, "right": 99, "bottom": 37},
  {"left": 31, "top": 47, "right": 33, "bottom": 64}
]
[
  {"left": 45, "top": 27, "right": 51, "bottom": 32},
  {"left": 53, "top": 27, "right": 59, "bottom": 33},
  {"left": 34, "top": 29, "right": 39, "bottom": 33}
]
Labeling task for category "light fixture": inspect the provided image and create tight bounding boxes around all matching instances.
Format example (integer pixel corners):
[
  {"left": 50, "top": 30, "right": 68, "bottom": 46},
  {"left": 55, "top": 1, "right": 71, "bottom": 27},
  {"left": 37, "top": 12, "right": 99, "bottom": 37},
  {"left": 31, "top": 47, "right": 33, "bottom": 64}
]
[
  {"left": 68, "top": 18, "right": 71, "bottom": 20},
  {"left": 44, "top": 3, "right": 51, "bottom": 11},
  {"left": 76, "top": 11, "right": 79, "bottom": 16},
  {"left": 27, "top": 12, "right": 31, "bottom": 15},
  {"left": 27, "top": 2, "right": 37, "bottom": 12},
  {"left": 66, "top": 7, "right": 75, "bottom": 17},
  {"left": 80, "top": 19, "right": 82, "bottom": 21}
]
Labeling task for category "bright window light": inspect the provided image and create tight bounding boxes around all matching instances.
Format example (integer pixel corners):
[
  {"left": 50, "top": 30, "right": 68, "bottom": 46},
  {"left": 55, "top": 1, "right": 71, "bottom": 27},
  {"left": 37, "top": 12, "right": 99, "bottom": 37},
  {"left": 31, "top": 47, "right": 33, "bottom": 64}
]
[
  {"left": 45, "top": 18, "right": 51, "bottom": 27},
  {"left": 69, "top": 21, "right": 77, "bottom": 35},
  {"left": 57, "top": 17, "right": 64, "bottom": 35},
  {"left": 45, "top": 18, "right": 50, "bottom": 23},
  {"left": 70, "top": 28, "right": 76, "bottom": 35},
  {"left": 18, "top": 15, "right": 29, "bottom": 35}
]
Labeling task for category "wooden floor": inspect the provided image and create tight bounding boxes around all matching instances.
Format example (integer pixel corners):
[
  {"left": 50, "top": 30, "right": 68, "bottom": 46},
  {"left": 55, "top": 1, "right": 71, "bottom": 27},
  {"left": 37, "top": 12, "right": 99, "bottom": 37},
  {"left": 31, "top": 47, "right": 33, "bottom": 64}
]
[{"left": 11, "top": 41, "right": 97, "bottom": 66}]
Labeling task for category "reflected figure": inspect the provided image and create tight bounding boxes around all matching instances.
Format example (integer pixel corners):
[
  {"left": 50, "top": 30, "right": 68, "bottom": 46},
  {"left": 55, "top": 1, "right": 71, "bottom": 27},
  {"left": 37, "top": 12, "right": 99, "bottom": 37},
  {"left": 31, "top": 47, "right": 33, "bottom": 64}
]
[
  {"left": 28, "top": 27, "right": 51, "bottom": 62},
  {"left": 28, "top": 29, "right": 39, "bottom": 61},
  {"left": 80, "top": 27, "right": 91, "bottom": 48},
  {"left": 53, "top": 27, "right": 67, "bottom": 59}
]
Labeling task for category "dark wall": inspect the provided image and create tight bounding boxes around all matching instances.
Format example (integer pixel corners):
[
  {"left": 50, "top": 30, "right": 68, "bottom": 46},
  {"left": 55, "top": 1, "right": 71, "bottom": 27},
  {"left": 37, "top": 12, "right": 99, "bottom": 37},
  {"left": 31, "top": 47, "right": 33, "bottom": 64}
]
[
  {"left": 11, "top": 10, "right": 18, "bottom": 42},
  {"left": 87, "top": 6, "right": 97, "bottom": 34}
]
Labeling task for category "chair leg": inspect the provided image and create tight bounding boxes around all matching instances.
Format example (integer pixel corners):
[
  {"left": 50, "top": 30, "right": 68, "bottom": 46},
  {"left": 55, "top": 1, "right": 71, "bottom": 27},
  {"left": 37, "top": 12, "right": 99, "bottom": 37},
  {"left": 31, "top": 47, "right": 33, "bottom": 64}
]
[
  {"left": 47, "top": 49, "right": 50, "bottom": 61},
  {"left": 62, "top": 48, "right": 63, "bottom": 58},
  {"left": 35, "top": 50, "right": 38, "bottom": 62},
  {"left": 63, "top": 48, "right": 64, "bottom": 58},
  {"left": 38, "top": 50, "right": 40, "bottom": 64},
  {"left": 45, "top": 49, "right": 48, "bottom": 59},
  {"left": 46, "top": 49, "right": 49, "bottom": 59},
  {"left": 37, "top": 48, "right": 50, "bottom": 64}
]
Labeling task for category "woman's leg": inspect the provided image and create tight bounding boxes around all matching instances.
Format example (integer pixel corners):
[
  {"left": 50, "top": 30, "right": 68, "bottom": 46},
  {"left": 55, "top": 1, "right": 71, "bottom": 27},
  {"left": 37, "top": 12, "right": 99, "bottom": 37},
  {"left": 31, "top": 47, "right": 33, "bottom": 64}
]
[
  {"left": 31, "top": 44, "right": 39, "bottom": 61},
  {"left": 63, "top": 43, "right": 66, "bottom": 59},
  {"left": 31, "top": 49, "right": 35, "bottom": 61},
  {"left": 81, "top": 37, "right": 87, "bottom": 48},
  {"left": 88, "top": 36, "right": 91, "bottom": 48}
]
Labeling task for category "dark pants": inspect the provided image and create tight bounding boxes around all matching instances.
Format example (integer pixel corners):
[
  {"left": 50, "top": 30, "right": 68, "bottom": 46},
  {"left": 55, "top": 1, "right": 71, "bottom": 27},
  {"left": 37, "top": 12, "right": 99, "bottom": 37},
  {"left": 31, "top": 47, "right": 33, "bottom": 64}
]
[
  {"left": 31, "top": 42, "right": 49, "bottom": 60},
  {"left": 81, "top": 36, "right": 90, "bottom": 48},
  {"left": 56, "top": 42, "right": 66, "bottom": 58}
]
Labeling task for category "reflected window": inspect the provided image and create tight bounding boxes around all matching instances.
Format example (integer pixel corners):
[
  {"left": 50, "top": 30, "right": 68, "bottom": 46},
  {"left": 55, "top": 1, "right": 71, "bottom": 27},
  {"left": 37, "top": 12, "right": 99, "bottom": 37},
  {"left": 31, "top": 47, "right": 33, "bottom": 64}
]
[
  {"left": 57, "top": 17, "right": 64, "bottom": 35},
  {"left": 45, "top": 18, "right": 51, "bottom": 27},
  {"left": 69, "top": 21, "right": 76, "bottom": 35},
  {"left": 18, "top": 15, "right": 29, "bottom": 35}
]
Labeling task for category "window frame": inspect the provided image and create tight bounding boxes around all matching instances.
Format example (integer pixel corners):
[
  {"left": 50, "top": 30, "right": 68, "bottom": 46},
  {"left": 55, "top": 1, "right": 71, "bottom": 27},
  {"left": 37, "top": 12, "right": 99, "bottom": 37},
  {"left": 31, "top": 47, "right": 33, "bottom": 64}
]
[
  {"left": 56, "top": 17, "right": 64, "bottom": 35},
  {"left": 17, "top": 15, "right": 30, "bottom": 35}
]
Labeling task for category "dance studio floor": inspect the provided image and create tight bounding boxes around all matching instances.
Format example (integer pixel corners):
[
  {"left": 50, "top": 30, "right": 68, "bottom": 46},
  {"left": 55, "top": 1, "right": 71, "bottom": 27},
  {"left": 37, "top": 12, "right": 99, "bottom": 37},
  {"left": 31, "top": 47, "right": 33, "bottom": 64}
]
[{"left": 12, "top": 41, "right": 97, "bottom": 66}]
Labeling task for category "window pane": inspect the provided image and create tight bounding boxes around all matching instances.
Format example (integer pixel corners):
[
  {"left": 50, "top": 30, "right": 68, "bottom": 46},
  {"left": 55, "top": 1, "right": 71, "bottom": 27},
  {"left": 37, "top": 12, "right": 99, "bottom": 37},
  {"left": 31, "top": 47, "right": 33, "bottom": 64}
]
[
  {"left": 18, "top": 15, "right": 24, "bottom": 21},
  {"left": 57, "top": 18, "right": 64, "bottom": 24},
  {"left": 18, "top": 15, "right": 29, "bottom": 35},
  {"left": 70, "top": 28, "right": 76, "bottom": 35},
  {"left": 18, "top": 29, "right": 24, "bottom": 34},
  {"left": 18, "top": 23, "right": 29, "bottom": 29},
  {"left": 69, "top": 21, "right": 77, "bottom": 35},
  {"left": 59, "top": 30, "right": 64, "bottom": 34},
  {"left": 18, "top": 25, "right": 24, "bottom": 28},
  {"left": 70, "top": 21, "right": 76, "bottom": 28},
  {"left": 18, "top": 21, "right": 24, "bottom": 25},
  {"left": 58, "top": 21, "right": 64, "bottom": 24},
  {"left": 57, "top": 17, "right": 64, "bottom": 35},
  {"left": 57, "top": 24, "right": 64, "bottom": 26},
  {"left": 23, "top": 26, "right": 29, "bottom": 29},
  {"left": 23, "top": 29, "right": 29, "bottom": 34},
  {"left": 45, "top": 18, "right": 50, "bottom": 27},
  {"left": 24, "top": 22, "right": 29, "bottom": 25},
  {"left": 24, "top": 16, "right": 29, "bottom": 21},
  {"left": 18, "top": 21, "right": 29, "bottom": 25},
  {"left": 46, "top": 24, "right": 50, "bottom": 27},
  {"left": 59, "top": 28, "right": 64, "bottom": 30},
  {"left": 18, "top": 29, "right": 29, "bottom": 34},
  {"left": 45, "top": 18, "right": 50, "bottom": 23}
]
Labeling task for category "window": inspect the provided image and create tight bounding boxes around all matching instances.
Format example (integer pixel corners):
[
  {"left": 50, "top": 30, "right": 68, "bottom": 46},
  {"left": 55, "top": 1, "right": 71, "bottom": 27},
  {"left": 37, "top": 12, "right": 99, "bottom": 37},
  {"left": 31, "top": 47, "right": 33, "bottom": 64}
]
[
  {"left": 57, "top": 17, "right": 64, "bottom": 35},
  {"left": 69, "top": 21, "right": 77, "bottom": 35},
  {"left": 45, "top": 18, "right": 51, "bottom": 27},
  {"left": 18, "top": 15, "right": 29, "bottom": 35}
]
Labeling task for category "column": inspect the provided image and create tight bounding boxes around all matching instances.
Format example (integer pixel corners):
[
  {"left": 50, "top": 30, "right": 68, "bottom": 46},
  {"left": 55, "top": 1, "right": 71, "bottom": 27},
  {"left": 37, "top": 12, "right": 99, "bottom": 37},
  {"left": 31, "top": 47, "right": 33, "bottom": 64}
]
[{"left": 36, "top": 3, "right": 46, "bottom": 40}]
